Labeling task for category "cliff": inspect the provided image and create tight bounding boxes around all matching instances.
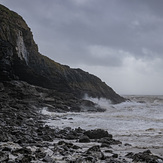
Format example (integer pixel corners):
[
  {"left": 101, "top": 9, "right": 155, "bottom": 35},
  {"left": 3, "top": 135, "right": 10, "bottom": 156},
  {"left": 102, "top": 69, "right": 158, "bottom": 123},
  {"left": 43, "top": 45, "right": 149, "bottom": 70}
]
[{"left": 0, "top": 4, "right": 125, "bottom": 103}]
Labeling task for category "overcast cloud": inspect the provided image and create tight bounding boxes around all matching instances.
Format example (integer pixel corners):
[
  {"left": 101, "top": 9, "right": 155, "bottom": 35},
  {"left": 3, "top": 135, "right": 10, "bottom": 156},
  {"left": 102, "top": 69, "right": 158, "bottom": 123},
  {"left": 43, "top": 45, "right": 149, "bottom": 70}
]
[{"left": 1, "top": 0, "right": 163, "bottom": 95}]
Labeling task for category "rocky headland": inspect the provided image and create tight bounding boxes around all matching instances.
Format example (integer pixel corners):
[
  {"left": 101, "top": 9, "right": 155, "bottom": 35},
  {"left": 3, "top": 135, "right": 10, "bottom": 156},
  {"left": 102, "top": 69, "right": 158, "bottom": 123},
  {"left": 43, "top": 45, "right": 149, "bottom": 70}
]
[
  {"left": 0, "top": 4, "right": 163, "bottom": 163},
  {"left": 0, "top": 4, "right": 124, "bottom": 104}
]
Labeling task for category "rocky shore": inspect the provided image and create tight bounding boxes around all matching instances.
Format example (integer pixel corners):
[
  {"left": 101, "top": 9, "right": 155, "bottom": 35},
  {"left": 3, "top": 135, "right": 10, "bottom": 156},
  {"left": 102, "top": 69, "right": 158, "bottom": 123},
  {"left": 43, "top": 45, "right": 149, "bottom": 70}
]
[{"left": 1, "top": 81, "right": 163, "bottom": 163}]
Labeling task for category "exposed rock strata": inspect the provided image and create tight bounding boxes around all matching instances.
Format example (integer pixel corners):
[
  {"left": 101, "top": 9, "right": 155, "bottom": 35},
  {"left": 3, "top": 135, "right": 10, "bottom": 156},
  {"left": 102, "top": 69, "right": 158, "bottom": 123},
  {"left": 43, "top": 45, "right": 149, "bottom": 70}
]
[{"left": 0, "top": 4, "right": 125, "bottom": 103}]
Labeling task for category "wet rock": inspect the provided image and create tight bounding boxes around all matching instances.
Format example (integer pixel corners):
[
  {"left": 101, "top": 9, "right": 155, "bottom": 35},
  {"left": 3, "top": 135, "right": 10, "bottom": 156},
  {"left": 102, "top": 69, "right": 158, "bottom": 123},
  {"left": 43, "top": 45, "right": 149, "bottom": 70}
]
[
  {"left": 70, "top": 106, "right": 81, "bottom": 112},
  {"left": 85, "top": 145, "right": 105, "bottom": 160},
  {"left": 126, "top": 150, "right": 163, "bottom": 163},
  {"left": 12, "top": 147, "right": 32, "bottom": 156},
  {"left": 34, "top": 148, "right": 46, "bottom": 159},
  {"left": 79, "top": 135, "right": 90, "bottom": 143},
  {"left": 55, "top": 127, "right": 83, "bottom": 140},
  {"left": 104, "top": 149, "right": 113, "bottom": 153},
  {"left": 84, "top": 129, "right": 111, "bottom": 139},
  {"left": 0, "top": 132, "right": 9, "bottom": 142},
  {"left": 74, "top": 127, "right": 85, "bottom": 134},
  {"left": 125, "top": 152, "right": 134, "bottom": 158},
  {"left": 99, "top": 136, "right": 112, "bottom": 143},
  {"left": 0, "top": 151, "right": 9, "bottom": 162},
  {"left": 112, "top": 153, "right": 118, "bottom": 158},
  {"left": 101, "top": 142, "right": 112, "bottom": 148},
  {"left": 98, "top": 137, "right": 122, "bottom": 145},
  {"left": 2, "top": 147, "right": 12, "bottom": 152},
  {"left": 124, "top": 143, "right": 132, "bottom": 146},
  {"left": 19, "top": 154, "right": 33, "bottom": 163},
  {"left": 41, "top": 135, "right": 53, "bottom": 141},
  {"left": 55, "top": 141, "right": 80, "bottom": 156},
  {"left": 43, "top": 155, "right": 55, "bottom": 162},
  {"left": 74, "top": 145, "right": 105, "bottom": 163}
]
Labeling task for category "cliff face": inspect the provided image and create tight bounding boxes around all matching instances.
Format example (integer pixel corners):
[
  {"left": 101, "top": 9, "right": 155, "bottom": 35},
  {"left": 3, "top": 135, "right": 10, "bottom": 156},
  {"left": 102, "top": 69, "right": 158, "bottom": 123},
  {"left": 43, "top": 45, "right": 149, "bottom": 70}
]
[{"left": 0, "top": 4, "right": 125, "bottom": 103}]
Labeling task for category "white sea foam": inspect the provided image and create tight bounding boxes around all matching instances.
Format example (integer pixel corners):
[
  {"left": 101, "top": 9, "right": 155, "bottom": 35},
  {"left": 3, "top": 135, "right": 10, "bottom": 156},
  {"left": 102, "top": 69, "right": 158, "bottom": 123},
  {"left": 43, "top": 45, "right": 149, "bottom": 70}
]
[
  {"left": 83, "top": 93, "right": 112, "bottom": 109},
  {"left": 42, "top": 95, "right": 163, "bottom": 156}
]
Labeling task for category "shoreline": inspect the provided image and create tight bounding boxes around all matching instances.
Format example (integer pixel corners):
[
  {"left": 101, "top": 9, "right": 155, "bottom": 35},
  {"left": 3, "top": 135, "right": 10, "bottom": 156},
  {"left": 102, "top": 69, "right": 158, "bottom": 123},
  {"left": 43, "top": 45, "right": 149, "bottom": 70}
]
[
  {"left": 1, "top": 106, "right": 163, "bottom": 162},
  {"left": 1, "top": 81, "right": 163, "bottom": 162}
]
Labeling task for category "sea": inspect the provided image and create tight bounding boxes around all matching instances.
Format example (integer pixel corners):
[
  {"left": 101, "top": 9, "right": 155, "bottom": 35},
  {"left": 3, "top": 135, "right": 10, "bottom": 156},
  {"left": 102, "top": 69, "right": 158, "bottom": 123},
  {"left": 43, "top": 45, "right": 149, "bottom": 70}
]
[{"left": 42, "top": 95, "right": 163, "bottom": 157}]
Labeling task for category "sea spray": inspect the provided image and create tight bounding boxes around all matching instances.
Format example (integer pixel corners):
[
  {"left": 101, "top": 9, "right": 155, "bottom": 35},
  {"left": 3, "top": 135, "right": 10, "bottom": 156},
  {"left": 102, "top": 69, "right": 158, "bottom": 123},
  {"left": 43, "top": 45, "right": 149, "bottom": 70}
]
[
  {"left": 42, "top": 95, "right": 163, "bottom": 157},
  {"left": 83, "top": 93, "right": 112, "bottom": 109}
]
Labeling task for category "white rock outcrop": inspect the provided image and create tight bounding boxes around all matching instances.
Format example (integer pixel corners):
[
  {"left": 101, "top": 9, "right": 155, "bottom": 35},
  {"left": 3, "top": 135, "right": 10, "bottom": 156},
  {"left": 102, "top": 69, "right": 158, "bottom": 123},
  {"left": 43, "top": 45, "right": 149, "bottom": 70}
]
[{"left": 16, "top": 31, "right": 28, "bottom": 64}]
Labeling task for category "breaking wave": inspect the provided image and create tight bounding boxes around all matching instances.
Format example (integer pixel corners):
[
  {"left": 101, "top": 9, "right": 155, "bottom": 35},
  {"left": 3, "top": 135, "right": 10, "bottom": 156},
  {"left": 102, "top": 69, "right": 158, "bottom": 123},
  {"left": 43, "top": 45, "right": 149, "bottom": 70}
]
[{"left": 42, "top": 95, "right": 163, "bottom": 153}]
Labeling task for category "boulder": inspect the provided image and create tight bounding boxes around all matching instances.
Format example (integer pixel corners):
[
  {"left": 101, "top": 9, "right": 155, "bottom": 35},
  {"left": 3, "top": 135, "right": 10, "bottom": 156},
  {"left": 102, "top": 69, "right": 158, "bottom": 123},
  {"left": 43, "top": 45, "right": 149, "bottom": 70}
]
[
  {"left": 126, "top": 150, "right": 163, "bottom": 163},
  {"left": 86, "top": 145, "right": 105, "bottom": 160},
  {"left": 79, "top": 135, "right": 90, "bottom": 143},
  {"left": 84, "top": 129, "right": 111, "bottom": 139},
  {"left": 98, "top": 137, "right": 122, "bottom": 145}
]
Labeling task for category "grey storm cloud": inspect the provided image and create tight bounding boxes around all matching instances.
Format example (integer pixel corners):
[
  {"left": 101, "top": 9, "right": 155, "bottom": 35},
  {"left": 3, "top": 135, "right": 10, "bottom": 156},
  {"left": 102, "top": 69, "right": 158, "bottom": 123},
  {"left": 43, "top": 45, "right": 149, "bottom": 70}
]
[
  {"left": 1, "top": 0, "right": 163, "bottom": 94},
  {"left": 2, "top": 0, "right": 163, "bottom": 62}
]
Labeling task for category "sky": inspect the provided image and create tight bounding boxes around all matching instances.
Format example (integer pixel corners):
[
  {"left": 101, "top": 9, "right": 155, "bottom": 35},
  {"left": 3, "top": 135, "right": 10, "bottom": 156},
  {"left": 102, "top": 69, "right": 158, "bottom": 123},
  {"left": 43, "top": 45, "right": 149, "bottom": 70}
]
[{"left": 1, "top": 0, "right": 163, "bottom": 95}]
